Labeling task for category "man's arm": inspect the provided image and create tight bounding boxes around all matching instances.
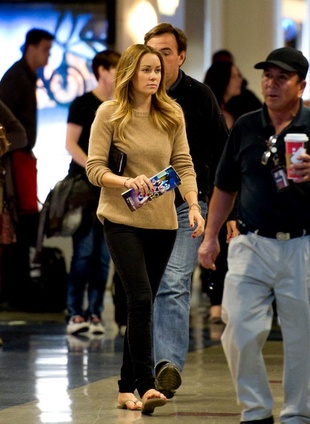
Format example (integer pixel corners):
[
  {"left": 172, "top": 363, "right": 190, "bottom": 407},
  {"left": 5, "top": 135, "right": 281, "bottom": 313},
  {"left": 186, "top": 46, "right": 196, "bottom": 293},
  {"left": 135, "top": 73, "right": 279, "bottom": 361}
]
[
  {"left": 65, "top": 122, "right": 87, "bottom": 168},
  {"left": 198, "top": 187, "right": 237, "bottom": 270}
]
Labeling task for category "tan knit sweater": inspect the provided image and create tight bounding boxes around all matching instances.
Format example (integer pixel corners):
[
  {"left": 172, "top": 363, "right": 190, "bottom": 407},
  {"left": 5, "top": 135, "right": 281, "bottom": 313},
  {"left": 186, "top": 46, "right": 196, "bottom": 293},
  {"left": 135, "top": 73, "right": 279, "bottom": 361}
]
[{"left": 86, "top": 101, "right": 197, "bottom": 230}]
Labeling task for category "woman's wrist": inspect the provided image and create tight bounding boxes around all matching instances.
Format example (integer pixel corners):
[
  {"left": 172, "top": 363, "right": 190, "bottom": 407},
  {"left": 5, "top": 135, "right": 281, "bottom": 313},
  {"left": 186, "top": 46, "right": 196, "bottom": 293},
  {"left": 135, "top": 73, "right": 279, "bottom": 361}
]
[
  {"left": 124, "top": 177, "right": 131, "bottom": 189},
  {"left": 189, "top": 202, "right": 201, "bottom": 212}
]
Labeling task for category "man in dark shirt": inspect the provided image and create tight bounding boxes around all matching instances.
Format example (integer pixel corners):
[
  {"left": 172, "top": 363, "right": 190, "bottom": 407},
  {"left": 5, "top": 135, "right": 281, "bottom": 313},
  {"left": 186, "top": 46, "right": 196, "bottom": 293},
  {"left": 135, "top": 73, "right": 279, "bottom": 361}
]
[
  {"left": 0, "top": 28, "right": 54, "bottom": 153},
  {"left": 0, "top": 28, "right": 54, "bottom": 306},
  {"left": 199, "top": 47, "right": 310, "bottom": 424},
  {"left": 144, "top": 23, "right": 229, "bottom": 398}
]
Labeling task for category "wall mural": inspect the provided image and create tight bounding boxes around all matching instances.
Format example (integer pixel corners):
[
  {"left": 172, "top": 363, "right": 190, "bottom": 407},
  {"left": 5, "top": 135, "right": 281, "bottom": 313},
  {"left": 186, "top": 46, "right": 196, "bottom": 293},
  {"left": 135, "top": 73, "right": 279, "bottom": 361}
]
[{"left": 0, "top": 2, "right": 110, "bottom": 202}]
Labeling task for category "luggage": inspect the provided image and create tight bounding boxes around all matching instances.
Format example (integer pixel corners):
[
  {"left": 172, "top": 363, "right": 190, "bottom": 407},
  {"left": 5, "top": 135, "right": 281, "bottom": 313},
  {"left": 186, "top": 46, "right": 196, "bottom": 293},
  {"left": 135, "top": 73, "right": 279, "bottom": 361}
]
[{"left": 27, "top": 246, "right": 68, "bottom": 312}]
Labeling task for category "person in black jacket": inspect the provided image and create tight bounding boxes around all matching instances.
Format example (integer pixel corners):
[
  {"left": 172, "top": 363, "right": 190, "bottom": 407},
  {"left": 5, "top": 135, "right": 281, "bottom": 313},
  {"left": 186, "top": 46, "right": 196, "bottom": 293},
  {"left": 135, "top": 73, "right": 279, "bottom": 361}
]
[{"left": 144, "top": 23, "right": 229, "bottom": 398}]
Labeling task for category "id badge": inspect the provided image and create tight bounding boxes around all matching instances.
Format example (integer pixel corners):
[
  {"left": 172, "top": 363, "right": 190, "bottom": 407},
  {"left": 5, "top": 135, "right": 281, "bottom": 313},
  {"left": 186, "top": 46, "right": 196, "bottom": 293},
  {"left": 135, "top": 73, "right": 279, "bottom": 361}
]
[{"left": 272, "top": 166, "right": 289, "bottom": 191}]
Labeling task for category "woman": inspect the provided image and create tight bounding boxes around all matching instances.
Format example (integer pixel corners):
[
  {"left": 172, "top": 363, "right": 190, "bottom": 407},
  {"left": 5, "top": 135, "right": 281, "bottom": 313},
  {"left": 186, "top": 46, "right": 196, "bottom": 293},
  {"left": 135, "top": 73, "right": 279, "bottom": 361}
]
[
  {"left": 204, "top": 61, "right": 242, "bottom": 129},
  {"left": 86, "top": 44, "right": 204, "bottom": 414},
  {"left": 203, "top": 61, "right": 242, "bottom": 326}
]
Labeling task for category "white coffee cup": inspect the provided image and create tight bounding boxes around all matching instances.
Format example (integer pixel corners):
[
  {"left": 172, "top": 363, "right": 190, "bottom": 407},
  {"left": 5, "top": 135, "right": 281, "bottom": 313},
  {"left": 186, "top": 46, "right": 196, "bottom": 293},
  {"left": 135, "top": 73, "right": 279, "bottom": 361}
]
[{"left": 284, "top": 133, "right": 308, "bottom": 179}]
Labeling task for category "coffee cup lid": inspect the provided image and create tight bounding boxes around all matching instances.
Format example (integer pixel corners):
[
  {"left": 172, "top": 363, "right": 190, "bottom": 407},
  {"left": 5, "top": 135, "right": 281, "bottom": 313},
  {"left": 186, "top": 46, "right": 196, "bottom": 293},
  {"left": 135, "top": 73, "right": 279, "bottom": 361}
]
[{"left": 284, "top": 133, "right": 309, "bottom": 141}]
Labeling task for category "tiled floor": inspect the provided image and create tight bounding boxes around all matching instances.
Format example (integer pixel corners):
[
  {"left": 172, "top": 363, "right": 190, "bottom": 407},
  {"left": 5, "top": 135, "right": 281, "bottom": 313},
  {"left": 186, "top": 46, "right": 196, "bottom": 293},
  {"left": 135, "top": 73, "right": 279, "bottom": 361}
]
[{"left": 0, "top": 280, "right": 283, "bottom": 424}]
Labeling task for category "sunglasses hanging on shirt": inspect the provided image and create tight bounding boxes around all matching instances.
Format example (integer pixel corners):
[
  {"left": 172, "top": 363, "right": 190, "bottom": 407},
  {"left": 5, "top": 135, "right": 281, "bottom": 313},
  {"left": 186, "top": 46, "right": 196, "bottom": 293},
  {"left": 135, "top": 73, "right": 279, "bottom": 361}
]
[
  {"left": 261, "top": 135, "right": 289, "bottom": 191},
  {"left": 261, "top": 135, "right": 278, "bottom": 166}
]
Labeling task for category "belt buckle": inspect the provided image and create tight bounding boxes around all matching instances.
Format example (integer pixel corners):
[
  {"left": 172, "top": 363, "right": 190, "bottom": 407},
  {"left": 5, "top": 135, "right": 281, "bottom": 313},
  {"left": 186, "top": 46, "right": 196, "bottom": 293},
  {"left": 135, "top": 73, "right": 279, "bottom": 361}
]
[{"left": 276, "top": 232, "right": 290, "bottom": 240}]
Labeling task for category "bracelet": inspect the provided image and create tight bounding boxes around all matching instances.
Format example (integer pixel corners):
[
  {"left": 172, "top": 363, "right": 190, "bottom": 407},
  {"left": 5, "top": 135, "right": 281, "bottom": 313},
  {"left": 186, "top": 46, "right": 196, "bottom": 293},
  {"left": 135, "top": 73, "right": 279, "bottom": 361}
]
[
  {"left": 189, "top": 202, "right": 201, "bottom": 212},
  {"left": 124, "top": 177, "right": 131, "bottom": 189}
]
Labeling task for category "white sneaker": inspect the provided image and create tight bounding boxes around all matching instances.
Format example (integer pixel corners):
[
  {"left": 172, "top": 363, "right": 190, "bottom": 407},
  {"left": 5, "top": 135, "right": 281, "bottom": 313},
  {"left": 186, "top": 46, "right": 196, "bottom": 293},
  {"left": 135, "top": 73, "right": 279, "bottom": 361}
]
[
  {"left": 89, "top": 315, "right": 105, "bottom": 335},
  {"left": 67, "top": 316, "right": 89, "bottom": 335}
]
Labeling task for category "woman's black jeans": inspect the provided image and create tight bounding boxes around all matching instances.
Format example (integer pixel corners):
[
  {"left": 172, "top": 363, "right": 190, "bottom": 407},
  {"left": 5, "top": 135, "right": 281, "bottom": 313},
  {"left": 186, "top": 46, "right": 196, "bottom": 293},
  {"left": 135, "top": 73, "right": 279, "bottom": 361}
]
[{"left": 104, "top": 219, "right": 176, "bottom": 397}]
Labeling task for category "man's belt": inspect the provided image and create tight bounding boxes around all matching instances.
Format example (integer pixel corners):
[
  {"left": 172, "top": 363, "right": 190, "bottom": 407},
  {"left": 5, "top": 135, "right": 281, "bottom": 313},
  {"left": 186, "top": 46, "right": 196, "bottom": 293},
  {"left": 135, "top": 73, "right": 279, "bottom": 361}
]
[{"left": 238, "top": 221, "right": 309, "bottom": 240}]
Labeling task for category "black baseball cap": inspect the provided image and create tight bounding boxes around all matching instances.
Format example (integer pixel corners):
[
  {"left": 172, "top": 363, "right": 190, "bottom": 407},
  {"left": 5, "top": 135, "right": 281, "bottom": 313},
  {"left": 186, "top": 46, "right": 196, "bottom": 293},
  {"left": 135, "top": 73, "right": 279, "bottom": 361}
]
[{"left": 254, "top": 46, "right": 309, "bottom": 80}]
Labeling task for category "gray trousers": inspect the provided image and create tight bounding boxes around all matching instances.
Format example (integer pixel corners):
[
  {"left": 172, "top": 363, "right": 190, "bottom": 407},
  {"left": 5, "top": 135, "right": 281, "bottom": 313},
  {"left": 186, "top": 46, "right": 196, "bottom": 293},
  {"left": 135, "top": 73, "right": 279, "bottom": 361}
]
[{"left": 221, "top": 233, "right": 310, "bottom": 424}]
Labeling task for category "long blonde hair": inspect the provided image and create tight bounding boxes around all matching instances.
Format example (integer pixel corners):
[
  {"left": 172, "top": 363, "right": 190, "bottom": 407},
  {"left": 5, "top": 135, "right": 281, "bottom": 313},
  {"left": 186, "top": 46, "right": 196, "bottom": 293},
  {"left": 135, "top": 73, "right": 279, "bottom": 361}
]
[{"left": 110, "top": 44, "right": 184, "bottom": 142}]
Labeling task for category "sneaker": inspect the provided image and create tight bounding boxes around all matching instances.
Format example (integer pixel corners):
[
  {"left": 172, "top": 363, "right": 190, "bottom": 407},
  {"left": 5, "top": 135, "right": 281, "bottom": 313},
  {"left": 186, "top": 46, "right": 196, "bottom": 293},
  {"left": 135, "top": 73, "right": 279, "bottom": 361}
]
[
  {"left": 89, "top": 315, "right": 105, "bottom": 335},
  {"left": 155, "top": 362, "right": 182, "bottom": 399},
  {"left": 66, "top": 316, "right": 89, "bottom": 335}
]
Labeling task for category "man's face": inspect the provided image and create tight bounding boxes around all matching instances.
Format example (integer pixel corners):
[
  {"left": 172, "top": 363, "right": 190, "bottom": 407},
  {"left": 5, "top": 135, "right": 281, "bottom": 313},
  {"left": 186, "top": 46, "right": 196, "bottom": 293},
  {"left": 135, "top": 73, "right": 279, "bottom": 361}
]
[
  {"left": 261, "top": 66, "right": 306, "bottom": 113},
  {"left": 146, "top": 33, "right": 185, "bottom": 89},
  {"left": 31, "top": 39, "right": 53, "bottom": 69}
]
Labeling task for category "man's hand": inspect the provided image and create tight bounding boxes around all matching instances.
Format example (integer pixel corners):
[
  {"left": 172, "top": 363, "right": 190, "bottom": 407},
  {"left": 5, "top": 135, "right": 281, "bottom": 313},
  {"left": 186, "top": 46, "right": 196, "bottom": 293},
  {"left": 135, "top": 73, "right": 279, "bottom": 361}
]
[
  {"left": 290, "top": 152, "right": 310, "bottom": 182},
  {"left": 226, "top": 220, "right": 239, "bottom": 242},
  {"left": 198, "top": 235, "right": 220, "bottom": 270}
]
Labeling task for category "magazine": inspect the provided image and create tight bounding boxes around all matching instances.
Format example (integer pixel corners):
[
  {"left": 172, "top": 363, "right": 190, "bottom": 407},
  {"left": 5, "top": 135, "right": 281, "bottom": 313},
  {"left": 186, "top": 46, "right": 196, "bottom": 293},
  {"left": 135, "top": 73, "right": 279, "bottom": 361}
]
[{"left": 121, "top": 165, "right": 182, "bottom": 212}]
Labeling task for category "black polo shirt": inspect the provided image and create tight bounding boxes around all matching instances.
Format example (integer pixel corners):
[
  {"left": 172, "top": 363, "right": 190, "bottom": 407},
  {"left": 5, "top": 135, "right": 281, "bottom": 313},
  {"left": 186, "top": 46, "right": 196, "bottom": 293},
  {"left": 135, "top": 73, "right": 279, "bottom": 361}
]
[{"left": 215, "top": 102, "right": 310, "bottom": 232}]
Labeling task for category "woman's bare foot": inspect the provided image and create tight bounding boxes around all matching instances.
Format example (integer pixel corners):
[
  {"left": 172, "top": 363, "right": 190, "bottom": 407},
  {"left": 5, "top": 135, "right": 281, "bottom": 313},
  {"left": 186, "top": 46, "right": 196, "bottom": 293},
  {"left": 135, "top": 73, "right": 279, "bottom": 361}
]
[
  {"left": 142, "top": 388, "right": 166, "bottom": 402},
  {"left": 117, "top": 393, "right": 142, "bottom": 410},
  {"left": 141, "top": 389, "right": 167, "bottom": 415}
]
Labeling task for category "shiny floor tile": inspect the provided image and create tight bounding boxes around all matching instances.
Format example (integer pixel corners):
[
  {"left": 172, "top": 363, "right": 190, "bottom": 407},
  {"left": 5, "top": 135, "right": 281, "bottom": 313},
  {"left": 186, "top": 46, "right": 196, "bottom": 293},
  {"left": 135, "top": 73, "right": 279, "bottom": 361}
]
[{"left": 0, "top": 287, "right": 283, "bottom": 424}]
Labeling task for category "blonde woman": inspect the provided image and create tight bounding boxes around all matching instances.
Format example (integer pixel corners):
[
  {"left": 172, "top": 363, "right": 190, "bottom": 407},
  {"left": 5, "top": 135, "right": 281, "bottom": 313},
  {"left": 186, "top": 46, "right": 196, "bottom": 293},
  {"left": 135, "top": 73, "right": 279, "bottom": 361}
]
[{"left": 86, "top": 44, "right": 204, "bottom": 414}]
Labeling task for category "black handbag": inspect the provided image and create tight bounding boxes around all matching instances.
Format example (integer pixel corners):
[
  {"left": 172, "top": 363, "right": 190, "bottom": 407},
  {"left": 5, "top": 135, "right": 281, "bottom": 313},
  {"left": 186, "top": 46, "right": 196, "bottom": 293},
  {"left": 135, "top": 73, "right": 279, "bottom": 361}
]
[{"left": 108, "top": 144, "right": 127, "bottom": 175}]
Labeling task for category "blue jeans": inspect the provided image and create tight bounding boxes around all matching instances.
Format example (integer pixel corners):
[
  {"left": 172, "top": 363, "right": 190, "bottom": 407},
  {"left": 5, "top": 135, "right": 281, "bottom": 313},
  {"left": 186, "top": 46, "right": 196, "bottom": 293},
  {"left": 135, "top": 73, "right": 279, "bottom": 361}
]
[
  {"left": 67, "top": 219, "right": 110, "bottom": 319},
  {"left": 153, "top": 200, "right": 207, "bottom": 371}
]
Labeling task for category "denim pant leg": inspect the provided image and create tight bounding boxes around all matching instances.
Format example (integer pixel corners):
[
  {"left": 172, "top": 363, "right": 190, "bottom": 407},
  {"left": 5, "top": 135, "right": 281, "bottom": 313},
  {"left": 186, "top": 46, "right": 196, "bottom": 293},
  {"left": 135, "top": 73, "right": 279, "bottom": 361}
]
[
  {"left": 153, "top": 201, "right": 207, "bottom": 371},
  {"left": 104, "top": 220, "right": 176, "bottom": 398},
  {"left": 86, "top": 221, "right": 110, "bottom": 318},
  {"left": 67, "top": 225, "right": 95, "bottom": 318}
]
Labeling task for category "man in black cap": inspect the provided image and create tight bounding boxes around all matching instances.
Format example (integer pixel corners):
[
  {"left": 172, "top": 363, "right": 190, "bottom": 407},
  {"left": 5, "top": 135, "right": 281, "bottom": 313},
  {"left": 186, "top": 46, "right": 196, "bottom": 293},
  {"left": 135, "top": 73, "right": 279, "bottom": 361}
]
[{"left": 198, "top": 46, "right": 310, "bottom": 423}]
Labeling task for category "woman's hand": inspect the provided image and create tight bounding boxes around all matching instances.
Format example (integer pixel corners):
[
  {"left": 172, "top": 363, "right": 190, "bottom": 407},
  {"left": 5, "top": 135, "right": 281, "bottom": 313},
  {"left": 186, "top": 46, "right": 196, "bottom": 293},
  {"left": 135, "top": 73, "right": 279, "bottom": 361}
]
[
  {"left": 124, "top": 175, "right": 154, "bottom": 196},
  {"left": 188, "top": 206, "right": 205, "bottom": 238}
]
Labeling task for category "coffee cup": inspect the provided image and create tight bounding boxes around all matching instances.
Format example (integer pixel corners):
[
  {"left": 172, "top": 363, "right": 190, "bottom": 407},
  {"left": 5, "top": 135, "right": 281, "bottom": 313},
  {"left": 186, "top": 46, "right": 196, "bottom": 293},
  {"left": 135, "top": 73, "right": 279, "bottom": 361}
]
[{"left": 284, "top": 133, "right": 308, "bottom": 179}]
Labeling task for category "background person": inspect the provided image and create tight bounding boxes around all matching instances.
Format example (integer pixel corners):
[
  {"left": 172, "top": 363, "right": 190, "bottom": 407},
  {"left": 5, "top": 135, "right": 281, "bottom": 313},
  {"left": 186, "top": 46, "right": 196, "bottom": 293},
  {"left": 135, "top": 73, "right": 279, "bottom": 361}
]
[
  {"left": 65, "top": 50, "right": 120, "bottom": 336},
  {"left": 202, "top": 60, "right": 242, "bottom": 326},
  {"left": 204, "top": 60, "right": 242, "bottom": 129},
  {"left": 0, "top": 101, "right": 27, "bottom": 305},
  {"left": 0, "top": 28, "right": 54, "bottom": 307},
  {"left": 86, "top": 43, "right": 204, "bottom": 414},
  {"left": 212, "top": 48, "right": 262, "bottom": 119},
  {"left": 144, "top": 22, "right": 229, "bottom": 398},
  {"left": 198, "top": 46, "right": 310, "bottom": 424}
]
